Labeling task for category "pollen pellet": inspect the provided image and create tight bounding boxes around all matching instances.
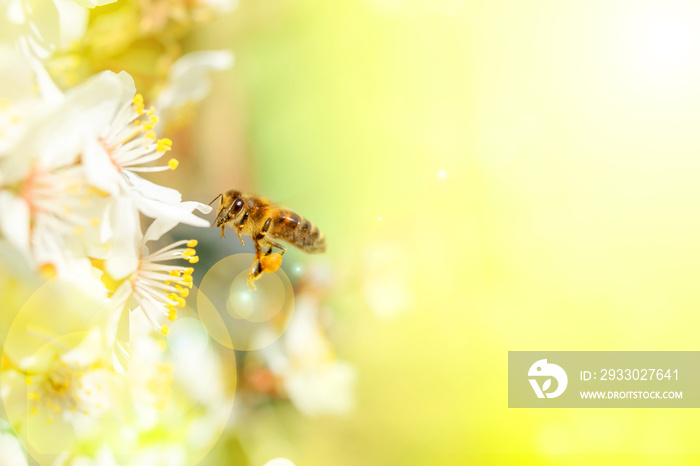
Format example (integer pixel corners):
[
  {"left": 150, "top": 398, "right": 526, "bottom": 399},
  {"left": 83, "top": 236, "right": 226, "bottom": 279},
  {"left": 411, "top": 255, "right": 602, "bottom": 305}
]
[{"left": 261, "top": 253, "right": 283, "bottom": 274}]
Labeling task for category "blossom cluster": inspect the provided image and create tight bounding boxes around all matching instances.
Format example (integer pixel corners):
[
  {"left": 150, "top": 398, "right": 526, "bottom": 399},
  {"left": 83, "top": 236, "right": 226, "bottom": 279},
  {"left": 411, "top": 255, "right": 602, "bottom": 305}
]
[
  {"left": 0, "top": 0, "right": 236, "bottom": 462},
  {"left": 0, "top": 0, "right": 356, "bottom": 463}
]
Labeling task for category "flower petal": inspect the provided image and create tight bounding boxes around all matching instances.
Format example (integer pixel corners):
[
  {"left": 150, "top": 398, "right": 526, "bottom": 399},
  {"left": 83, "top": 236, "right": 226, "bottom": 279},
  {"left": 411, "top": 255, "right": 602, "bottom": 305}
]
[
  {"left": 122, "top": 170, "right": 182, "bottom": 205},
  {"left": 156, "top": 50, "right": 234, "bottom": 114},
  {"left": 83, "top": 137, "right": 121, "bottom": 196},
  {"left": 142, "top": 201, "right": 213, "bottom": 244},
  {"left": 104, "top": 197, "right": 140, "bottom": 279},
  {"left": 0, "top": 191, "right": 30, "bottom": 262}
]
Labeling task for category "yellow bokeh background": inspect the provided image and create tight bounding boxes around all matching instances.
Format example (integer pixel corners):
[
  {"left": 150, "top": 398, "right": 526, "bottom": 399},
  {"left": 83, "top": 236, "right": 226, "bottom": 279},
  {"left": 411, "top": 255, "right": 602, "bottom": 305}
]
[{"left": 165, "top": 0, "right": 700, "bottom": 464}]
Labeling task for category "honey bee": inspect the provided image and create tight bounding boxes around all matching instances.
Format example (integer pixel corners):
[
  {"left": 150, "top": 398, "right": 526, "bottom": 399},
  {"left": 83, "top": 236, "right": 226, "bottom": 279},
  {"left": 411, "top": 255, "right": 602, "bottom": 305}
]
[{"left": 211, "top": 190, "right": 326, "bottom": 290}]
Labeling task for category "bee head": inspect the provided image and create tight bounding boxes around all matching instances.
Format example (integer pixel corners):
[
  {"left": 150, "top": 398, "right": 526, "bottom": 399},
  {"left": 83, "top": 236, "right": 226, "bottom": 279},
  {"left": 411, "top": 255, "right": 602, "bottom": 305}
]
[{"left": 214, "top": 190, "right": 246, "bottom": 228}]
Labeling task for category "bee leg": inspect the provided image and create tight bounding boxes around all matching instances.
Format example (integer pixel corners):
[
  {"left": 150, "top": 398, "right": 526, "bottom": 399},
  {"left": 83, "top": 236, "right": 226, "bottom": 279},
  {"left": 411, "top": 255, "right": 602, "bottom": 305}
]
[
  {"left": 220, "top": 225, "right": 226, "bottom": 238},
  {"left": 265, "top": 239, "right": 287, "bottom": 256},
  {"left": 236, "top": 211, "right": 250, "bottom": 246},
  {"left": 248, "top": 235, "right": 265, "bottom": 291},
  {"left": 247, "top": 261, "right": 262, "bottom": 291}
]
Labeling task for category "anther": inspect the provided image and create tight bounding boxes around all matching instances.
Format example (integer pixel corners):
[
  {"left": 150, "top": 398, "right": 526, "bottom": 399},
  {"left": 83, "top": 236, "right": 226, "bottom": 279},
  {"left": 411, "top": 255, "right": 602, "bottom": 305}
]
[
  {"left": 157, "top": 138, "right": 172, "bottom": 152},
  {"left": 133, "top": 94, "right": 145, "bottom": 114}
]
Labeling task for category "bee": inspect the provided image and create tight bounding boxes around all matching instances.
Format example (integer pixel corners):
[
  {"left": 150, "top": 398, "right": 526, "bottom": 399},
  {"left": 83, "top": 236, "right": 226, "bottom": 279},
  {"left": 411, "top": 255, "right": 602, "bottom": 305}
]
[{"left": 211, "top": 190, "right": 326, "bottom": 290}]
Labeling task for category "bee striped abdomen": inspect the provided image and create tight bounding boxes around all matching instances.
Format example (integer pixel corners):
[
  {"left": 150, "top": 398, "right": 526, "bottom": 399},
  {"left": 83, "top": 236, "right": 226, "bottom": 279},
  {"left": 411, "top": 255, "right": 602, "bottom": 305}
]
[{"left": 272, "top": 210, "right": 326, "bottom": 253}]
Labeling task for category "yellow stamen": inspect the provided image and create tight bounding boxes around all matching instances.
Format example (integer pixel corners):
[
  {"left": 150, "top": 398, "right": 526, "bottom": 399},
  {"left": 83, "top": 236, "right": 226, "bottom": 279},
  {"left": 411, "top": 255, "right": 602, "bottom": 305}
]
[
  {"left": 183, "top": 249, "right": 195, "bottom": 257},
  {"left": 188, "top": 256, "right": 200, "bottom": 264},
  {"left": 147, "top": 107, "right": 155, "bottom": 116},
  {"left": 187, "top": 239, "right": 198, "bottom": 247},
  {"left": 169, "top": 270, "right": 181, "bottom": 277},
  {"left": 133, "top": 94, "right": 145, "bottom": 114},
  {"left": 157, "top": 138, "right": 172, "bottom": 152},
  {"left": 168, "top": 313, "right": 177, "bottom": 321},
  {"left": 168, "top": 158, "right": 179, "bottom": 170},
  {"left": 142, "top": 115, "right": 159, "bottom": 131},
  {"left": 144, "top": 130, "right": 156, "bottom": 139},
  {"left": 160, "top": 326, "right": 169, "bottom": 336}
]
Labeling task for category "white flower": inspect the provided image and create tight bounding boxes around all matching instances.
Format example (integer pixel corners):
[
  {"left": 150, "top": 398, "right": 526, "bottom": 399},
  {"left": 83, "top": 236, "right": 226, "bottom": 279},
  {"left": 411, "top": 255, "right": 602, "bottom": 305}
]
[
  {"left": 284, "top": 361, "right": 357, "bottom": 417},
  {"left": 1, "top": 0, "right": 114, "bottom": 57},
  {"left": 262, "top": 459, "right": 295, "bottom": 466},
  {"left": 104, "top": 213, "right": 204, "bottom": 372},
  {"left": 0, "top": 165, "right": 106, "bottom": 286},
  {"left": 0, "top": 46, "right": 44, "bottom": 156},
  {"left": 197, "top": 0, "right": 238, "bottom": 14},
  {"left": 155, "top": 50, "right": 234, "bottom": 125},
  {"left": 0, "top": 68, "right": 211, "bottom": 281},
  {"left": 0, "top": 430, "right": 28, "bottom": 466},
  {"left": 74, "top": 71, "right": 211, "bottom": 227},
  {"left": 258, "top": 292, "right": 357, "bottom": 417},
  {"left": 2, "top": 324, "right": 123, "bottom": 437}
]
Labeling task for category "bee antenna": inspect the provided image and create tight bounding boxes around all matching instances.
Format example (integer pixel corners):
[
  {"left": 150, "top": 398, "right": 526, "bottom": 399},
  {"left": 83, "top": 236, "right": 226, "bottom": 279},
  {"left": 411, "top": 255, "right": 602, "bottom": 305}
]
[{"left": 208, "top": 194, "right": 223, "bottom": 206}]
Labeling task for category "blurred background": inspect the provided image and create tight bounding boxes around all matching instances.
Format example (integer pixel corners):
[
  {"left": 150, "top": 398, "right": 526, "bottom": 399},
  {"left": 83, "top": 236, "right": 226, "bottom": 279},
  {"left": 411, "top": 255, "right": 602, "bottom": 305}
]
[{"left": 47, "top": 0, "right": 700, "bottom": 464}]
